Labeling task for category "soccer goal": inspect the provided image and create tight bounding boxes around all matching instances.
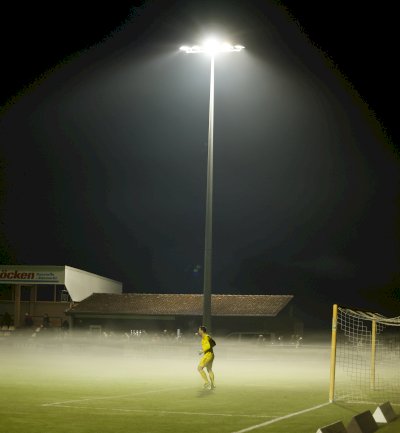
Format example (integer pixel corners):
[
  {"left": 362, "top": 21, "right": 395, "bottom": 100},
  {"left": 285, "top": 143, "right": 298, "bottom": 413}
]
[{"left": 329, "top": 304, "right": 400, "bottom": 404}]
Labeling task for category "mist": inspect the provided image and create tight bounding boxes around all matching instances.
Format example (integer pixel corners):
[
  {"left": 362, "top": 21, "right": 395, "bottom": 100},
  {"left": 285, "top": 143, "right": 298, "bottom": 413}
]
[{"left": 2, "top": 329, "right": 330, "bottom": 394}]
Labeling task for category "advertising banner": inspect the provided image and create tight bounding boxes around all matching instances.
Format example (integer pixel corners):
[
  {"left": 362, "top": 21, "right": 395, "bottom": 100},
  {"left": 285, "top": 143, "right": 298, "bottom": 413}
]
[{"left": 0, "top": 267, "right": 65, "bottom": 284}]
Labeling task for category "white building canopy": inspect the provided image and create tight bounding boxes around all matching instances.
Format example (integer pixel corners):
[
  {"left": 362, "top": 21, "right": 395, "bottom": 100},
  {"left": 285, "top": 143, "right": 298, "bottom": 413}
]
[{"left": 0, "top": 265, "right": 122, "bottom": 302}]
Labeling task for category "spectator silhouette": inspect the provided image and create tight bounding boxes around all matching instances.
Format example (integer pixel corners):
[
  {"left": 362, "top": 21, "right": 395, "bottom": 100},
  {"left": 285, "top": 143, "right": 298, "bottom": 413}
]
[
  {"left": 61, "top": 320, "right": 69, "bottom": 332},
  {"left": 2, "top": 312, "right": 12, "bottom": 327},
  {"left": 24, "top": 313, "right": 34, "bottom": 327},
  {"left": 42, "top": 313, "right": 50, "bottom": 328}
]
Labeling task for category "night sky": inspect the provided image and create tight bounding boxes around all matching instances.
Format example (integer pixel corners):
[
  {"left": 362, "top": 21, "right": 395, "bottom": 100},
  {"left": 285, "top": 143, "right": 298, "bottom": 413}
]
[{"left": 0, "top": 1, "right": 398, "bottom": 327}]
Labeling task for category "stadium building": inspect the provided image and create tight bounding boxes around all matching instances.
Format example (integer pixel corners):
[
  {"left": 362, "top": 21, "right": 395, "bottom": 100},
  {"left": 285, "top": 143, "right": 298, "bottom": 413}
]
[
  {"left": 0, "top": 265, "right": 122, "bottom": 328},
  {"left": 0, "top": 265, "right": 299, "bottom": 339},
  {"left": 66, "top": 293, "right": 296, "bottom": 338}
]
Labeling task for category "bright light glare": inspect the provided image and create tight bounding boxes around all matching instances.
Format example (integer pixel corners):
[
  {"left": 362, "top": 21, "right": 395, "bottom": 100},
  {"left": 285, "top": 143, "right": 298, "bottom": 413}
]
[
  {"left": 203, "top": 38, "right": 218, "bottom": 50},
  {"left": 179, "top": 38, "right": 245, "bottom": 54}
]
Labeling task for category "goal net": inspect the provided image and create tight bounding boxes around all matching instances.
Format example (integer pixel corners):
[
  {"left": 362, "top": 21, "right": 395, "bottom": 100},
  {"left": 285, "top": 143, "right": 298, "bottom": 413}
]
[{"left": 330, "top": 305, "right": 400, "bottom": 404}]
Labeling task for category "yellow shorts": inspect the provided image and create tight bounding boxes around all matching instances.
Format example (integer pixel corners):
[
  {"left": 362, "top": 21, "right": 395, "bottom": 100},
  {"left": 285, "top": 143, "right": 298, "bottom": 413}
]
[{"left": 199, "top": 351, "right": 214, "bottom": 368}]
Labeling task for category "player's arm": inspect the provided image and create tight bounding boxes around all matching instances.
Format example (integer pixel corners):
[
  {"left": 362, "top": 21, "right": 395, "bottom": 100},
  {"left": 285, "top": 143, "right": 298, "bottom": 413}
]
[{"left": 198, "top": 338, "right": 206, "bottom": 355}]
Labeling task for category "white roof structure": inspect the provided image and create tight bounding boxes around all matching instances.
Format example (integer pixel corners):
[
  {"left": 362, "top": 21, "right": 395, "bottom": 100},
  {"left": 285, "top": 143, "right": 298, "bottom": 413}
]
[{"left": 0, "top": 265, "right": 122, "bottom": 302}]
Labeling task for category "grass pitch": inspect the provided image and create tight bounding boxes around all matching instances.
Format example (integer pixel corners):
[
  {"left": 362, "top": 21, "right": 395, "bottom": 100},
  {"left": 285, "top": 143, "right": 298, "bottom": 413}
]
[{"left": 1, "top": 337, "right": 399, "bottom": 433}]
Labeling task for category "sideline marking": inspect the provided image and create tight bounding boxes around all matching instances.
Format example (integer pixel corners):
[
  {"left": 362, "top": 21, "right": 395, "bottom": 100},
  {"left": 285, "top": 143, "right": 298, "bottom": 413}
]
[
  {"left": 42, "top": 387, "right": 190, "bottom": 407},
  {"left": 47, "top": 404, "right": 277, "bottom": 419},
  {"left": 231, "top": 402, "right": 330, "bottom": 433}
]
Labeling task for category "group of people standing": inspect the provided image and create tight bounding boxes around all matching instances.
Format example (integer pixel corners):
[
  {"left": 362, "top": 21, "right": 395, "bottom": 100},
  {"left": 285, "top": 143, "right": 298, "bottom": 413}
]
[{"left": 24, "top": 312, "right": 50, "bottom": 328}]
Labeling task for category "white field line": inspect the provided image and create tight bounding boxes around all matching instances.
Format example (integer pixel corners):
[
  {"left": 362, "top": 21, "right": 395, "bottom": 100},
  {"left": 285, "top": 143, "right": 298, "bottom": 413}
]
[
  {"left": 41, "top": 386, "right": 190, "bottom": 407},
  {"left": 231, "top": 402, "right": 330, "bottom": 433},
  {"left": 48, "top": 404, "right": 278, "bottom": 419}
]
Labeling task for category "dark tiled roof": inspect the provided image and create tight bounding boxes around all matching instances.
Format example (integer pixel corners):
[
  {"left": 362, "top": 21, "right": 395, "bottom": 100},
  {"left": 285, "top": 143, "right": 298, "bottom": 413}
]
[{"left": 67, "top": 293, "right": 293, "bottom": 317}]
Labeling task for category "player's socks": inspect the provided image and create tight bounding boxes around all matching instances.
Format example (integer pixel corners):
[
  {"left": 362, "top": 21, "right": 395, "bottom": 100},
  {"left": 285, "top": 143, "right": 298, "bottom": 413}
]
[
  {"left": 199, "top": 370, "right": 209, "bottom": 384},
  {"left": 209, "top": 371, "right": 215, "bottom": 387}
]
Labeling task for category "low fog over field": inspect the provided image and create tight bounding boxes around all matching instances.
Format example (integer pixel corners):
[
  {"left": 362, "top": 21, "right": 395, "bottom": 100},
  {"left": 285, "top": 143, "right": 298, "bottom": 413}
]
[
  {"left": 1, "top": 330, "right": 331, "bottom": 390},
  {"left": 9, "top": 330, "right": 397, "bottom": 433}
]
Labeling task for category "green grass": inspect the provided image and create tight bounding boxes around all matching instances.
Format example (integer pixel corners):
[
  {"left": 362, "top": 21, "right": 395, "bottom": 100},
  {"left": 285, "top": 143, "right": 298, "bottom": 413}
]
[{"left": 1, "top": 340, "right": 399, "bottom": 433}]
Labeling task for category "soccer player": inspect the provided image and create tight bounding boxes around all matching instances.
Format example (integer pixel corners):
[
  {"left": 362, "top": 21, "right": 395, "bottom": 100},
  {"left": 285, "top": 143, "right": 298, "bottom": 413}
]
[{"left": 197, "top": 326, "right": 216, "bottom": 389}]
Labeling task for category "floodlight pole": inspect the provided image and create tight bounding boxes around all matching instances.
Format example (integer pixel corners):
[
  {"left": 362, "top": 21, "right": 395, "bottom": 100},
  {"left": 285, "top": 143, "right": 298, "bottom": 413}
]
[
  {"left": 179, "top": 41, "right": 244, "bottom": 333},
  {"left": 203, "top": 54, "right": 215, "bottom": 331}
]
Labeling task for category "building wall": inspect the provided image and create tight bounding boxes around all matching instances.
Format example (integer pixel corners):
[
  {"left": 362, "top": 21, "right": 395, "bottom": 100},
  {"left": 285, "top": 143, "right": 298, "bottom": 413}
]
[
  {"left": 70, "top": 310, "right": 300, "bottom": 339},
  {"left": 0, "top": 301, "right": 70, "bottom": 327},
  {"left": 72, "top": 315, "right": 176, "bottom": 333}
]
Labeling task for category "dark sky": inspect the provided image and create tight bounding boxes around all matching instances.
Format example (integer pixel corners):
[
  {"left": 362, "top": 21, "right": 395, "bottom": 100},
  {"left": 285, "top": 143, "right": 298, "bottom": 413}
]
[{"left": 0, "top": 1, "right": 398, "bottom": 326}]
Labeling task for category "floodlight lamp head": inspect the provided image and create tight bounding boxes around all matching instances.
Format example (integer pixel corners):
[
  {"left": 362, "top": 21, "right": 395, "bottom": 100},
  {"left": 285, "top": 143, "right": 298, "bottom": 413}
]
[{"left": 179, "top": 38, "right": 245, "bottom": 54}]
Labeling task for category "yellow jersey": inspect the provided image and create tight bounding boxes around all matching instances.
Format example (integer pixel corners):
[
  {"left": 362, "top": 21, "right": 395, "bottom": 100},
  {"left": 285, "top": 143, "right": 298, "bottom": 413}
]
[{"left": 201, "top": 333, "right": 214, "bottom": 354}]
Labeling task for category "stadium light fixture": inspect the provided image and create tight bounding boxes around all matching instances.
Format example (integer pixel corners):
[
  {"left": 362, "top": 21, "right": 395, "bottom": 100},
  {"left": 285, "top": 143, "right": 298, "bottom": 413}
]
[
  {"left": 179, "top": 38, "right": 245, "bottom": 54},
  {"left": 179, "top": 37, "right": 245, "bottom": 331}
]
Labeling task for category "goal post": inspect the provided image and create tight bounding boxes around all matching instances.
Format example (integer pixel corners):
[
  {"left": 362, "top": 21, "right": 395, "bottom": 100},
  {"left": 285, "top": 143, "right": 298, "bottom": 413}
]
[
  {"left": 370, "top": 319, "right": 377, "bottom": 391},
  {"left": 329, "top": 304, "right": 338, "bottom": 402},
  {"left": 329, "top": 304, "right": 400, "bottom": 404}
]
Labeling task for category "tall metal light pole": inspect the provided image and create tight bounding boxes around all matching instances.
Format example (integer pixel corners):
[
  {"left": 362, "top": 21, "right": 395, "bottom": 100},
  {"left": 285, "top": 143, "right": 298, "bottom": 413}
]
[{"left": 180, "top": 39, "right": 244, "bottom": 331}]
